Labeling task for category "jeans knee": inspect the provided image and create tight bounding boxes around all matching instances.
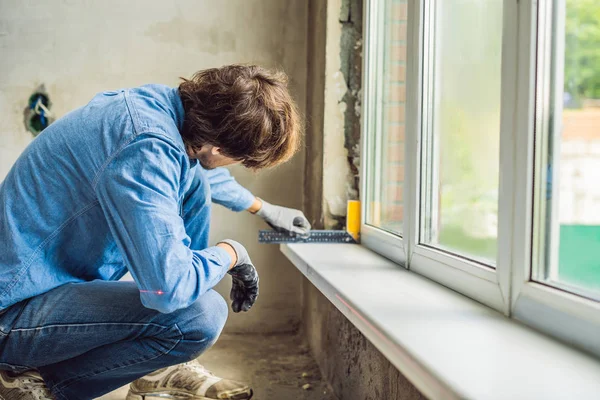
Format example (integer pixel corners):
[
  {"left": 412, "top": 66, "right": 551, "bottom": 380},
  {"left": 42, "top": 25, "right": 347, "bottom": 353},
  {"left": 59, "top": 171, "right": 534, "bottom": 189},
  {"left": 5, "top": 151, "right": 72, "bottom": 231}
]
[
  {"left": 198, "top": 290, "right": 228, "bottom": 343},
  {"left": 169, "top": 290, "right": 227, "bottom": 361},
  {"left": 176, "top": 290, "right": 228, "bottom": 350}
]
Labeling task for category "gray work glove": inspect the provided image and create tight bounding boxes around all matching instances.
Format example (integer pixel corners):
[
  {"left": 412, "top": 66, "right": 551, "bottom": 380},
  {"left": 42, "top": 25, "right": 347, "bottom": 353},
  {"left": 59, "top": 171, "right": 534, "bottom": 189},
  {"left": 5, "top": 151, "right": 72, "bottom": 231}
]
[
  {"left": 219, "top": 239, "right": 259, "bottom": 313},
  {"left": 256, "top": 199, "right": 311, "bottom": 238}
]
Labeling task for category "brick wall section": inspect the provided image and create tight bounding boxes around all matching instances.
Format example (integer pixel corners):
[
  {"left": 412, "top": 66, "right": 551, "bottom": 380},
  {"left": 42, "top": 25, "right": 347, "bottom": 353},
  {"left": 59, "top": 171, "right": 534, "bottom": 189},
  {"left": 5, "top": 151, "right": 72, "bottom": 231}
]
[{"left": 381, "top": 0, "right": 407, "bottom": 230}]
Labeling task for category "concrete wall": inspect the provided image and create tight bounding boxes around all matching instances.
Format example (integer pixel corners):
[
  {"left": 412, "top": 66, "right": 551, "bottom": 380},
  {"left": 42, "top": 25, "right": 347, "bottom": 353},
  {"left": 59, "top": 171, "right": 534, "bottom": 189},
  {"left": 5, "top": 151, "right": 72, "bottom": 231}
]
[
  {"left": 303, "top": 0, "right": 327, "bottom": 229},
  {"left": 303, "top": 282, "right": 425, "bottom": 400},
  {"left": 322, "top": 0, "right": 354, "bottom": 229},
  {"left": 0, "top": 0, "right": 307, "bottom": 334}
]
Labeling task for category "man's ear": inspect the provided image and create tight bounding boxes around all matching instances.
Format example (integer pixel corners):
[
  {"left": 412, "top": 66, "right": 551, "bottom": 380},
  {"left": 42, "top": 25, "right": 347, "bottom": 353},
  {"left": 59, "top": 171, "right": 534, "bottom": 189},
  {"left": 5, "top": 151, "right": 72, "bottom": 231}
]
[{"left": 211, "top": 146, "right": 221, "bottom": 155}]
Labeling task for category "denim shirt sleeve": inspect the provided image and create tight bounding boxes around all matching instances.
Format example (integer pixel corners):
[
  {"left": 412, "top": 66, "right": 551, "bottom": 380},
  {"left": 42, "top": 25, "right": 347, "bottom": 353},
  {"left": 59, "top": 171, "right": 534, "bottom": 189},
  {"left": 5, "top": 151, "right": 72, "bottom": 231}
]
[
  {"left": 95, "top": 136, "right": 231, "bottom": 313},
  {"left": 205, "top": 167, "right": 256, "bottom": 212}
]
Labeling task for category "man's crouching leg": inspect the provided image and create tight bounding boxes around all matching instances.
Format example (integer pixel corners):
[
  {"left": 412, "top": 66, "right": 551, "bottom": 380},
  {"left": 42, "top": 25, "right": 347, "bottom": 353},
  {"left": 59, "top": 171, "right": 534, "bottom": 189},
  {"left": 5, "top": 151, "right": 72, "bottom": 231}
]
[
  {"left": 0, "top": 281, "right": 230, "bottom": 400},
  {"left": 127, "top": 290, "right": 253, "bottom": 400},
  {"left": 50, "top": 287, "right": 229, "bottom": 400}
]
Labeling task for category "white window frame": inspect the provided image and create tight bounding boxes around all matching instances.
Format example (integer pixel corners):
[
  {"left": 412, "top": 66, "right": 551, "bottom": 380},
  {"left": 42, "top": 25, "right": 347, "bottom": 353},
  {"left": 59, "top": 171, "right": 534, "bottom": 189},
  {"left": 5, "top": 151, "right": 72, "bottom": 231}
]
[
  {"left": 509, "top": 0, "right": 600, "bottom": 356},
  {"left": 361, "top": 0, "right": 600, "bottom": 357},
  {"left": 361, "top": 0, "right": 407, "bottom": 267}
]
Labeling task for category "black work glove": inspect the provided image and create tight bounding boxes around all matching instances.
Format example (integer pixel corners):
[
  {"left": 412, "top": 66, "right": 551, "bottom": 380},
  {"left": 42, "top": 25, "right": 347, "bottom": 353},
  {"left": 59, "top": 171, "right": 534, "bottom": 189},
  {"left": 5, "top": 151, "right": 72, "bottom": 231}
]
[
  {"left": 219, "top": 239, "right": 259, "bottom": 313},
  {"left": 256, "top": 199, "right": 311, "bottom": 238}
]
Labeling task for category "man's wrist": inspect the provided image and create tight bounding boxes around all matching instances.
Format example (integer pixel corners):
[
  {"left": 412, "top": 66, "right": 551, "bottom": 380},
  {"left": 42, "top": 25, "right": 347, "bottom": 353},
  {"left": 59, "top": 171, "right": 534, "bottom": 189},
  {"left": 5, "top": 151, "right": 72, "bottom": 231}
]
[
  {"left": 216, "top": 242, "right": 237, "bottom": 270},
  {"left": 247, "top": 197, "right": 263, "bottom": 214}
]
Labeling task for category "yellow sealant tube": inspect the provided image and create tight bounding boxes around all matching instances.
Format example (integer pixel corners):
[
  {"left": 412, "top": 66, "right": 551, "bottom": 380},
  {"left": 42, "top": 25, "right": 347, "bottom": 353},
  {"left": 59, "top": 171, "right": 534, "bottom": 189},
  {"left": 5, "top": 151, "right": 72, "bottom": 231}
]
[{"left": 346, "top": 200, "right": 361, "bottom": 242}]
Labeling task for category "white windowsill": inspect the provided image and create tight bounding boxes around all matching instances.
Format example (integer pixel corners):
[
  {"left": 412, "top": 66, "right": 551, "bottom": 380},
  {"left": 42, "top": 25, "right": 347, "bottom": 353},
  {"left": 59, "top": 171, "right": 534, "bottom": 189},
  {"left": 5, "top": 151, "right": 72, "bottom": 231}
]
[{"left": 281, "top": 243, "right": 600, "bottom": 400}]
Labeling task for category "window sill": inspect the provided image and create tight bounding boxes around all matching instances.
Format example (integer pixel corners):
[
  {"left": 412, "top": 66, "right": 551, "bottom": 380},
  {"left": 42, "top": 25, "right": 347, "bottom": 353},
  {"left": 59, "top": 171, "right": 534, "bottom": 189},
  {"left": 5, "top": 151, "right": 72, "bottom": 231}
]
[{"left": 281, "top": 243, "right": 600, "bottom": 400}]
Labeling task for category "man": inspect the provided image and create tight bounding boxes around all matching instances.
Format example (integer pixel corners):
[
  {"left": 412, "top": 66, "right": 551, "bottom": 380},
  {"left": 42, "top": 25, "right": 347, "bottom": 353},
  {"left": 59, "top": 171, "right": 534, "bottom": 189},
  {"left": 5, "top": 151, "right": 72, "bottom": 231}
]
[{"left": 0, "top": 65, "right": 310, "bottom": 399}]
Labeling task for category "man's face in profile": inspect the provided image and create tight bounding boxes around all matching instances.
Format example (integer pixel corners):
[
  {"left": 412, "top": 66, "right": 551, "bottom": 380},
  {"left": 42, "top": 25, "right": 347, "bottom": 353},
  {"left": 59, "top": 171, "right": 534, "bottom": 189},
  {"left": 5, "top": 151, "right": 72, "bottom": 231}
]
[{"left": 190, "top": 145, "right": 241, "bottom": 170}]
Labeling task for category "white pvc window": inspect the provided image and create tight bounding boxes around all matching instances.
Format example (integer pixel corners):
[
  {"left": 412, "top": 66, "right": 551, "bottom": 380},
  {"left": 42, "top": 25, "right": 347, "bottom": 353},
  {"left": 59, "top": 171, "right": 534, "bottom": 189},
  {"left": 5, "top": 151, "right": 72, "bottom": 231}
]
[
  {"left": 420, "top": 0, "right": 502, "bottom": 266},
  {"left": 531, "top": 0, "right": 600, "bottom": 302},
  {"left": 364, "top": 0, "right": 406, "bottom": 237},
  {"left": 361, "top": 0, "right": 600, "bottom": 357},
  {"left": 362, "top": 0, "right": 408, "bottom": 266}
]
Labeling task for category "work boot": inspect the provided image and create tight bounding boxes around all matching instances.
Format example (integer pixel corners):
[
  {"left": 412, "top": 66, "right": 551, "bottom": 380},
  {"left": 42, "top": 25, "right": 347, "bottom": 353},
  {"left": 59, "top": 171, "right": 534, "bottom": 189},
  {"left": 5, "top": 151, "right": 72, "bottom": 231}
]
[
  {"left": 126, "top": 360, "right": 253, "bottom": 400},
  {"left": 0, "top": 370, "right": 54, "bottom": 400}
]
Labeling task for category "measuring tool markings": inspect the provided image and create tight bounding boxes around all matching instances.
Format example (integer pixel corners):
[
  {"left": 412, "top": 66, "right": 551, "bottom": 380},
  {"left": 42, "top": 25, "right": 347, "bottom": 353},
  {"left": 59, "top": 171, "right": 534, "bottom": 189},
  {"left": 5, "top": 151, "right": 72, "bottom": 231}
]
[{"left": 258, "top": 230, "right": 357, "bottom": 244}]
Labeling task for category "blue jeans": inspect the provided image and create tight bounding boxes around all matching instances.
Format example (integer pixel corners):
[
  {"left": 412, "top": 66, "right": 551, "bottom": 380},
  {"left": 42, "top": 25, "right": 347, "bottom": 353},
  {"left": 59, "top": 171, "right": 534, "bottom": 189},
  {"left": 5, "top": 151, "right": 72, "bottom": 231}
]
[
  {"left": 0, "top": 281, "right": 228, "bottom": 399},
  {"left": 0, "top": 169, "right": 227, "bottom": 399}
]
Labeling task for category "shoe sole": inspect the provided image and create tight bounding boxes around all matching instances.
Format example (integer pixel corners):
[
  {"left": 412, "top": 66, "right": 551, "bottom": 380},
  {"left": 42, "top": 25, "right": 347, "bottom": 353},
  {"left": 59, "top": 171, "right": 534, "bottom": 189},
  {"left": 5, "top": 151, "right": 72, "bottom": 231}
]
[
  {"left": 126, "top": 390, "right": 253, "bottom": 400},
  {"left": 126, "top": 392, "right": 207, "bottom": 400}
]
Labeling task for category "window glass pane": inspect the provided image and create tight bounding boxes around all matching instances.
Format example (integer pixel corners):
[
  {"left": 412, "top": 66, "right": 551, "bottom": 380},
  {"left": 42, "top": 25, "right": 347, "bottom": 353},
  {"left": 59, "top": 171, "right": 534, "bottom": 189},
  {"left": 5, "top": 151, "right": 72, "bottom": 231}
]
[
  {"left": 533, "top": 0, "right": 600, "bottom": 299},
  {"left": 365, "top": 0, "right": 408, "bottom": 235},
  {"left": 420, "top": 0, "right": 503, "bottom": 265}
]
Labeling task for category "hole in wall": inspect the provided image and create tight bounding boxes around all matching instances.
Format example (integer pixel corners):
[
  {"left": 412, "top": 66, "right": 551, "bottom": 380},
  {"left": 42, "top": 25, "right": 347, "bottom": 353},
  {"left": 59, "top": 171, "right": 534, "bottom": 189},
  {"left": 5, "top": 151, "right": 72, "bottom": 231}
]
[{"left": 23, "top": 85, "right": 54, "bottom": 136}]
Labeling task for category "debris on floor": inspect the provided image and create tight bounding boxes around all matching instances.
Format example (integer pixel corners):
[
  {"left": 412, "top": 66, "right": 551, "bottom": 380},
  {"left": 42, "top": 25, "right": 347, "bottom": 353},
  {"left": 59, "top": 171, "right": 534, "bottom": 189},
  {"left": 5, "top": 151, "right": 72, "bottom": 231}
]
[{"left": 98, "top": 333, "right": 337, "bottom": 400}]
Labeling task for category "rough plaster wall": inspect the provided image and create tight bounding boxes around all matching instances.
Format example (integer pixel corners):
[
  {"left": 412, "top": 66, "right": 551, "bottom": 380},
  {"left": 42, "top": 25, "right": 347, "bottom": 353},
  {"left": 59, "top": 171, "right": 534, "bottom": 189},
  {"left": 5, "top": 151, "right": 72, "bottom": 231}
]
[
  {"left": 321, "top": 0, "right": 363, "bottom": 230},
  {"left": 303, "top": 0, "right": 327, "bottom": 229},
  {"left": 303, "top": 280, "right": 425, "bottom": 400},
  {"left": 322, "top": 0, "right": 353, "bottom": 229},
  {"left": 0, "top": 0, "right": 307, "bottom": 334},
  {"left": 339, "top": 0, "right": 362, "bottom": 203}
]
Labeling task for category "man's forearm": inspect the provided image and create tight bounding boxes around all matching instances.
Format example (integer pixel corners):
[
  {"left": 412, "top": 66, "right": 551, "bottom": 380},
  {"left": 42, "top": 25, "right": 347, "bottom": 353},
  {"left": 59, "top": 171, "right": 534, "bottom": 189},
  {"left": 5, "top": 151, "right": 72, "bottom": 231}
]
[{"left": 205, "top": 167, "right": 256, "bottom": 212}]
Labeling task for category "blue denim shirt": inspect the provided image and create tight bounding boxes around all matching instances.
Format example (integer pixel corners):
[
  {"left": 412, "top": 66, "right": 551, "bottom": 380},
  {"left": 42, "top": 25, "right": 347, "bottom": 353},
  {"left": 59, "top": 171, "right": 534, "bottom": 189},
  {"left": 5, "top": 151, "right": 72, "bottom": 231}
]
[{"left": 0, "top": 84, "right": 255, "bottom": 313}]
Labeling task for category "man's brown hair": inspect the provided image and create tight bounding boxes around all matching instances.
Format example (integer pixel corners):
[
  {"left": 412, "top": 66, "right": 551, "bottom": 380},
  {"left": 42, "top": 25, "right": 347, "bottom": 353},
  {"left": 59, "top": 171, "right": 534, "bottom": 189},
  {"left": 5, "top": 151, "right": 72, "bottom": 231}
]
[{"left": 178, "top": 65, "right": 302, "bottom": 169}]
